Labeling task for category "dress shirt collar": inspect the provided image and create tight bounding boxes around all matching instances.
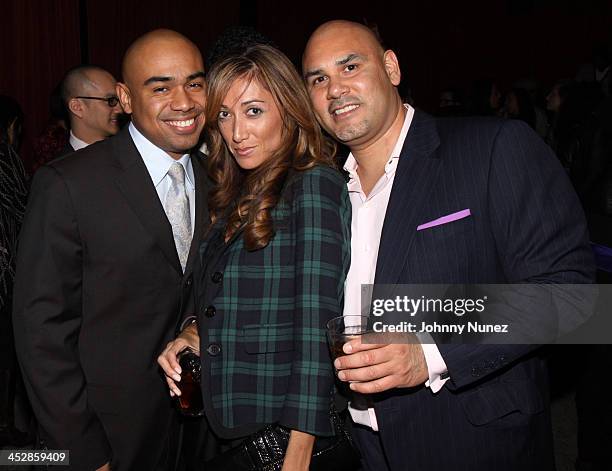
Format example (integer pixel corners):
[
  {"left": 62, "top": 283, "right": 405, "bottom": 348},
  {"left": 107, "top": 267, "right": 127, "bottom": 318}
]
[
  {"left": 343, "top": 104, "right": 415, "bottom": 192},
  {"left": 596, "top": 65, "right": 610, "bottom": 82},
  {"left": 128, "top": 122, "right": 194, "bottom": 189},
  {"left": 69, "top": 130, "right": 89, "bottom": 151}
]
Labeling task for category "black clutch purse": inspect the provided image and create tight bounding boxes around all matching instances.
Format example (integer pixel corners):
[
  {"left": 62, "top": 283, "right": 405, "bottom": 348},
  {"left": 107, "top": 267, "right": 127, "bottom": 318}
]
[{"left": 204, "top": 407, "right": 361, "bottom": 471}]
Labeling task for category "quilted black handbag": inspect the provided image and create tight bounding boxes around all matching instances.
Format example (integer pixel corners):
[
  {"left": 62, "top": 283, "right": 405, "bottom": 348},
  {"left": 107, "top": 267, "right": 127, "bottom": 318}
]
[{"left": 204, "top": 406, "right": 361, "bottom": 471}]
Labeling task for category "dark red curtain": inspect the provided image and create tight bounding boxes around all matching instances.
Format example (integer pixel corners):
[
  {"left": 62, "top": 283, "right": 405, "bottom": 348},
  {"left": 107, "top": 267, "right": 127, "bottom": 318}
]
[
  {"left": 0, "top": 0, "right": 240, "bottom": 172},
  {"left": 0, "top": 0, "right": 81, "bottom": 171},
  {"left": 2, "top": 0, "right": 611, "bottom": 172},
  {"left": 86, "top": 0, "right": 240, "bottom": 80},
  {"left": 255, "top": 0, "right": 612, "bottom": 111}
]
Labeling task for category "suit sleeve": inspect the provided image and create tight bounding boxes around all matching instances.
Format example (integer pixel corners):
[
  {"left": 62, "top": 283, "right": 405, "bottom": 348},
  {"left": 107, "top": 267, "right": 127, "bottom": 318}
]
[
  {"left": 12, "top": 165, "right": 111, "bottom": 469},
  {"left": 438, "top": 119, "right": 595, "bottom": 390},
  {"left": 279, "top": 167, "right": 351, "bottom": 436}
]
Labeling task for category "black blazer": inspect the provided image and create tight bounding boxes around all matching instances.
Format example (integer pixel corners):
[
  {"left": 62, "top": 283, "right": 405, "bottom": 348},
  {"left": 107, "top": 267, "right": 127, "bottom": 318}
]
[
  {"left": 194, "top": 166, "right": 351, "bottom": 440},
  {"left": 13, "top": 127, "right": 209, "bottom": 470},
  {"left": 368, "top": 111, "right": 594, "bottom": 470},
  {"left": 56, "top": 141, "right": 75, "bottom": 158}
]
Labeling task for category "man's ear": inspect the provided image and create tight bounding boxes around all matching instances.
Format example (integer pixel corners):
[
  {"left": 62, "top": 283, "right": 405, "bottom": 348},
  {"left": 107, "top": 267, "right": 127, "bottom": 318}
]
[
  {"left": 68, "top": 98, "right": 84, "bottom": 119},
  {"left": 383, "top": 50, "right": 401, "bottom": 87},
  {"left": 117, "top": 83, "right": 132, "bottom": 114}
]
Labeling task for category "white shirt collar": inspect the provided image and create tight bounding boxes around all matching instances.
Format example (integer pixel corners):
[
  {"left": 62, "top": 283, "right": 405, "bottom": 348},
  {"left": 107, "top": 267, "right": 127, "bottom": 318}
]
[
  {"left": 596, "top": 65, "right": 611, "bottom": 82},
  {"left": 343, "top": 103, "right": 415, "bottom": 184},
  {"left": 128, "top": 122, "right": 195, "bottom": 189},
  {"left": 69, "top": 130, "right": 89, "bottom": 151}
]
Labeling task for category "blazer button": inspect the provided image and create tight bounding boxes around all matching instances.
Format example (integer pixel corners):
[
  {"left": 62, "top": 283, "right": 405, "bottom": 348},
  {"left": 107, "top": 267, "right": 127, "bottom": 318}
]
[
  {"left": 185, "top": 276, "right": 193, "bottom": 287},
  {"left": 211, "top": 271, "right": 223, "bottom": 283},
  {"left": 204, "top": 305, "right": 216, "bottom": 318},
  {"left": 206, "top": 343, "right": 221, "bottom": 356}
]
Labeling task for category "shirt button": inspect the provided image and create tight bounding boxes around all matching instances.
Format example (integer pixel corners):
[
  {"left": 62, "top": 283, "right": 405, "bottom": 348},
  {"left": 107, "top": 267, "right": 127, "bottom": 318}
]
[
  {"left": 211, "top": 271, "right": 223, "bottom": 283},
  {"left": 204, "top": 305, "right": 216, "bottom": 318},
  {"left": 206, "top": 344, "right": 221, "bottom": 356}
]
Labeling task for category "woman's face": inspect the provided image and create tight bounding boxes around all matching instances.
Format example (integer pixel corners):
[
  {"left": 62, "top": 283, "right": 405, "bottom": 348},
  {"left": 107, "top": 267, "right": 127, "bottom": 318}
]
[
  {"left": 546, "top": 85, "right": 563, "bottom": 112},
  {"left": 217, "top": 76, "right": 284, "bottom": 170},
  {"left": 489, "top": 84, "right": 502, "bottom": 110},
  {"left": 505, "top": 92, "right": 519, "bottom": 116}
]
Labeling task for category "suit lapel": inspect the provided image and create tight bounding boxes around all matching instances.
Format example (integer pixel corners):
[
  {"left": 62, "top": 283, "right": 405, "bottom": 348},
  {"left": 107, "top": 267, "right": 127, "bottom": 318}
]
[
  {"left": 184, "top": 152, "right": 209, "bottom": 275},
  {"left": 113, "top": 128, "right": 183, "bottom": 275},
  {"left": 375, "top": 111, "right": 442, "bottom": 284}
]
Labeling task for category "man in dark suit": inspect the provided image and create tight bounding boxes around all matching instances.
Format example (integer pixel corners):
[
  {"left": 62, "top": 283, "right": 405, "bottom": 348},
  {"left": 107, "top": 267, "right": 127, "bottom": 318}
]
[
  {"left": 13, "top": 29, "right": 208, "bottom": 471},
  {"left": 302, "top": 20, "right": 594, "bottom": 470},
  {"left": 59, "top": 65, "right": 122, "bottom": 155}
]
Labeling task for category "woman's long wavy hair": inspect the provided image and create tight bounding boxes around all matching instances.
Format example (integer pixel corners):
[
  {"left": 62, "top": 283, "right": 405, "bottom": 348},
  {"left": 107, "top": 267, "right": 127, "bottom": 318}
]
[{"left": 205, "top": 44, "right": 336, "bottom": 250}]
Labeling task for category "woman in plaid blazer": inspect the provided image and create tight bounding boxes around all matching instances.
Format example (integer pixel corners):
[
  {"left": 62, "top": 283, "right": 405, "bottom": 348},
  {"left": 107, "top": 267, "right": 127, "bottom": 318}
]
[{"left": 158, "top": 44, "right": 351, "bottom": 469}]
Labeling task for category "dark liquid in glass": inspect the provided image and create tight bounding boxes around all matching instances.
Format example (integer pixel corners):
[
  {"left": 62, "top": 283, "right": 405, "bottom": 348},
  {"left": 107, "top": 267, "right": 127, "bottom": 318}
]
[
  {"left": 328, "top": 333, "right": 372, "bottom": 411},
  {"left": 330, "top": 340, "right": 347, "bottom": 360},
  {"left": 177, "top": 351, "right": 204, "bottom": 417}
]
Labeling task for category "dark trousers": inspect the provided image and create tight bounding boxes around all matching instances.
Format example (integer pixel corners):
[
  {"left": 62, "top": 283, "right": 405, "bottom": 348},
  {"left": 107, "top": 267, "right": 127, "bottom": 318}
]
[
  {"left": 178, "top": 415, "right": 242, "bottom": 471},
  {"left": 351, "top": 424, "right": 391, "bottom": 471},
  {"left": 575, "top": 345, "right": 612, "bottom": 470}
]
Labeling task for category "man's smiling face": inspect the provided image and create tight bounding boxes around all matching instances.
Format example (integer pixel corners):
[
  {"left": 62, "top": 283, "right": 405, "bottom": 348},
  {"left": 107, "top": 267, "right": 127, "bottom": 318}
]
[
  {"left": 302, "top": 21, "right": 401, "bottom": 149},
  {"left": 118, "top": 34, "right": 206, "bottom": 159}
]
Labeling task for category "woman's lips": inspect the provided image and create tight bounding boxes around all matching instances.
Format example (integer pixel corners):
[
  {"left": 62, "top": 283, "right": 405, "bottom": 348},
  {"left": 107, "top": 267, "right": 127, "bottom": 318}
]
[{"left": 234, "top": 146, "right": 256, "bottom": 157}]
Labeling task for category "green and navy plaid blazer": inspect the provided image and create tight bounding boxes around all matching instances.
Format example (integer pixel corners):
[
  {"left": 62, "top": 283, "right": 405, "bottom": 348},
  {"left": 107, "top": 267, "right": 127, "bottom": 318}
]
[{"left": 195, "top": 165, "right": 351, "bottom": 439}]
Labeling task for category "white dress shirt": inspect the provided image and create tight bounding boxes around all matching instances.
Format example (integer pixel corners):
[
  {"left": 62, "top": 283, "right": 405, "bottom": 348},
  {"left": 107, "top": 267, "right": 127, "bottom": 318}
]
[
  {"left": 342, "top": 104, "right": 449, "bottom": 431},
  {"left": 69, "top": 131, "right": 89, "bottom": 151},
  {"left": 596, "top": 65, "right": 610, "bottom": 82},
  {"left": 128, "top": 123, "right": 196, "bottom": 234}
]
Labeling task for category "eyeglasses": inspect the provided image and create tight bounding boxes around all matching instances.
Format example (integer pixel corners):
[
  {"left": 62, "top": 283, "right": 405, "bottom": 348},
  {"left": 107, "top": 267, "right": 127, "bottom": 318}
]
[{"left": 75, "top": 96, "right": 120, "bottom": 107}]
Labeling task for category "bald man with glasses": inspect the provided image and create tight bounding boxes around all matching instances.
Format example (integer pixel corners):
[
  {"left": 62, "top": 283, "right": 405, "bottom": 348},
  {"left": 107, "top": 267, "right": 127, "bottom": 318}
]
[{"left": 60, "top": 65, "right": 122, "bottom": 154}]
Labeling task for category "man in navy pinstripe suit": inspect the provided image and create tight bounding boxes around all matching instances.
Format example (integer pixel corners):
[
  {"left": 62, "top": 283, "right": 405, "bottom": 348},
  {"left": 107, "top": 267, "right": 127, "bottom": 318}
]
[{"left": 303, "top": 20, "right": 594, "bottom": 470}]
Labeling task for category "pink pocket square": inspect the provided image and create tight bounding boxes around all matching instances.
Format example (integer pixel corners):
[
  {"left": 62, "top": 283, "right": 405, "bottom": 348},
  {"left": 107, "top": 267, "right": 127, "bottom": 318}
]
[{"left": 417, "top": 209, "right": 471, "bottom": 231}]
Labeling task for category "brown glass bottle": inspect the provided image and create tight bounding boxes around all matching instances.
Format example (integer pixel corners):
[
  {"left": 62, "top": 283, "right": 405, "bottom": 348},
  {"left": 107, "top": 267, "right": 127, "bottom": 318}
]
[{"left": 176, "top": 348, "right": 204, "bottom": 417}]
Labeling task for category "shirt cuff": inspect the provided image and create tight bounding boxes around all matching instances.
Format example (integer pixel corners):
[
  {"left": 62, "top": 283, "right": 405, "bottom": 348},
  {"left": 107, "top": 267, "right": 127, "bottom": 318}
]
[
  {"left": 417, "top": 332, "right": 450, "bottom": 393},
  {"left": 179, "top": 315, "right": 197, "bottom": 332}
]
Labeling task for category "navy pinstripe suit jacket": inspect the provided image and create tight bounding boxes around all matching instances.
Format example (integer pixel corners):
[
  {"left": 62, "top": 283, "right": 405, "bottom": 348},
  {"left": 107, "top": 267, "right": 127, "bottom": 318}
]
[{"left": 369, "top": 110, "right": 594, "bottom": 470}]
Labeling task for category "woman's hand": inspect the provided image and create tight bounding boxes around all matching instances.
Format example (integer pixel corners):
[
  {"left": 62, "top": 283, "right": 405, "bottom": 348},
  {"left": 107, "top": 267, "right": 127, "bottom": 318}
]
[
  {"left": 157, "top": 322, "right": 200, "bottom": 396},
  {"left": 281, "top": 430, "right": 315, "bottom": 471}
]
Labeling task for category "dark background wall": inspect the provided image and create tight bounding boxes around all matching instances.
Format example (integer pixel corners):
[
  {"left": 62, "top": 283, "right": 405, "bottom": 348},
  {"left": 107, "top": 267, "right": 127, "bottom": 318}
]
[{"left": 1, "top": 0, "right": 611, "bottom": 171}]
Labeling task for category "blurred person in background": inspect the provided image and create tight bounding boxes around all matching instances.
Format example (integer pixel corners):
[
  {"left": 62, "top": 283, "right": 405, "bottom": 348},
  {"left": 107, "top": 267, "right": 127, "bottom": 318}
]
[
  {"left": 60, "top": 65, "right": 122, "bottom": 154},
  {"left": 576, "top": 42, "right": 611, "bottom": 98},
  {"left": 554, "top": 82, "right": 604, "bottom": 171},
  {"left": 513, "top": 78, "right": 549, "bottom": 138},
  {"left": 0, "top": 95, "right": 29, "bottom": 447},
  {"left": 501, "top": 87, "right": 537, "bottom": 130},
  {"left": 468, "top": 78, "right": 502, "bottom": 116},
  {"left": 31, "top": 83, "right": 69, "bottom": 174},
  {"left": 437, "top": 88, "right": 465, "bottom": 117},
  {"left": 545, "top": 79, "right": 573, "bottom": 155}
]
